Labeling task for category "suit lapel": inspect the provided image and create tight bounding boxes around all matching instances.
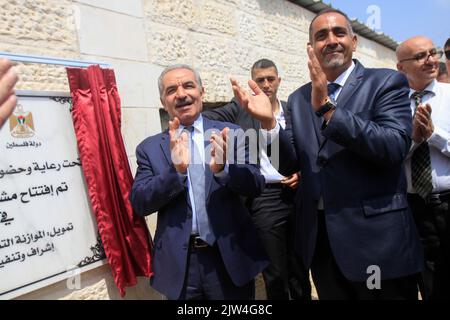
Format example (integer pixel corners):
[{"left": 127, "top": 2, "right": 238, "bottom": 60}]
[
  {"left": 281, "top": 101, "right": 287, "bottom": 114},
  {"left": 160, "top": 132, "right": 172, "bottom": 165},
  {"left": 335, "top": 60, "right": 364, "bottom": 112},
  {"left": 160, "top": 131, "right": 191, "bottom": 207},
  {"left": 321, "top": 61, "right": 365, "bottom": 158}
]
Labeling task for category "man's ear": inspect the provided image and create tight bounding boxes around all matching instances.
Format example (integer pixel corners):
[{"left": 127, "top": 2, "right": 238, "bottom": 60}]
[
  {"left": 352, "top": 35, "right": 358, "bottom": 52},
  {"left": 397, "top": 62, "right": 404, "bottom": 73}
]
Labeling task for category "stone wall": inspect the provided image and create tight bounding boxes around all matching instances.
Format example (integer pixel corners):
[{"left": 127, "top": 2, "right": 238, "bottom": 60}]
[{"left": 0, "top": 0, "right": 398, "bottom": 300}]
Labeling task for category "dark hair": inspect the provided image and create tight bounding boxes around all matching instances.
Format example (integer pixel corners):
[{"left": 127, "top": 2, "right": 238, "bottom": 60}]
[
  {"left": 309, "top": 8, "right": 354, "bottom": 42},
  {"left": 251, "top": 59, "right": 278, "bottom": 77},
  {"left": 445, "top": 37, "right": 450, "bottom": 49}
]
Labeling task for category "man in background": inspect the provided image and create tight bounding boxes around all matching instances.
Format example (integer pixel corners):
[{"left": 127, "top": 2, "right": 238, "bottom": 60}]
[
  {"left": 397, "top": 36, "right": 450, "bottom": 300},
  {"left": 203, "top": 59, "right": 311, "bottom": 300},
  {"left": 437, "top": 62, "right": 449, "bottom": 83}
]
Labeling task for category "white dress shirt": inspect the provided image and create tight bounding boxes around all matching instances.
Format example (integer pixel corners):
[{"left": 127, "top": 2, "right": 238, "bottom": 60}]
[
  {"left": 405, "top": 80, "right": 450, "bottom": 194},
  {"left": 260, "top": 99, "right": 287, "bottom": 183},
  {"left": 327, "top": 61, "right": 355, "bottom": 101}
]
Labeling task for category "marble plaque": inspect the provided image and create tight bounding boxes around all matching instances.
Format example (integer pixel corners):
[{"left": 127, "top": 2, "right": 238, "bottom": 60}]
[{"left": 0, "top": 92, "right": 106, "bottom": 299}]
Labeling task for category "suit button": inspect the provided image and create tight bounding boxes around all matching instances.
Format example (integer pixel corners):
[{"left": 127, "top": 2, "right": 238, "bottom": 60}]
[
  {"left": 182, "top": 243, "right": 188, "bottom": 250},
  {"left": 187, "top": 213, "right": 192, "bottom": 218}
]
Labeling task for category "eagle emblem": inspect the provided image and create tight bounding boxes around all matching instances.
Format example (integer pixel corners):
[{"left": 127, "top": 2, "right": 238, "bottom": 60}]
[{"left": 9, "top": 104, "right": 35, "bottom": 138}]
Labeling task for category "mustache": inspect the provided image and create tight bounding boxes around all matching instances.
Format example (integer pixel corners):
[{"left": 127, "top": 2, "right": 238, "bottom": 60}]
[
  {"left": 175, "top": 98, "right": 194, "bottom": 108},
  {"left": 322, "top": 45, "right": 344, "bottom": 55}
]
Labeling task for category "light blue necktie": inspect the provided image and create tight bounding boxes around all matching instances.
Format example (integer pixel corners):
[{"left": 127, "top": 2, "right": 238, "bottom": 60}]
[{"left": 186, "top": 126, "right": 215, "bottom": 245}]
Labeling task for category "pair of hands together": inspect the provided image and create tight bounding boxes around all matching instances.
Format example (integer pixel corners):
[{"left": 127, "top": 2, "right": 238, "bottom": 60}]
[
  {"left": 412, "top": 104, "right": 433, "bottom": 144},
  {"left": 0, "top": 58, "right": 19, "bottom": 129},
  {"left": 169, "top": 115, "right": 301, "bottom": 188},
  {"left": 169, "top": 117, "right": 229, "bottom": 174},
  {"left": 231, "top": 45, "right": 330, "bottom": 130}
]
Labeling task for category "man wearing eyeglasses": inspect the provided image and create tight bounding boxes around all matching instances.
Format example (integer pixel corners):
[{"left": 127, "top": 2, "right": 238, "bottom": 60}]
[{"left": 397, "top": 36, "right": 450, "bottom": 300}]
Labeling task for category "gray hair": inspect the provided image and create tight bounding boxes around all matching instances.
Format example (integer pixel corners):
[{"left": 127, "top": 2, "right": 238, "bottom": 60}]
[{"left": 158, "top": 64, "right": 203, "bottom": 97}]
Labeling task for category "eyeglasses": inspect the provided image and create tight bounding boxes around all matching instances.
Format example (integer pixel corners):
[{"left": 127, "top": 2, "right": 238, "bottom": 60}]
[
  {"left": 445, "top": 50, "right": 450, "bottom": 60},
  {"left": 399, "top": 48, "right": 443, "bottom": 63}
]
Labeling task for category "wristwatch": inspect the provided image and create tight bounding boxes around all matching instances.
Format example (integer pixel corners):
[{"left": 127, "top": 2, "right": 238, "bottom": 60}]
[{"left": 315, "top": 97, "right": 336, "bottom": 117}]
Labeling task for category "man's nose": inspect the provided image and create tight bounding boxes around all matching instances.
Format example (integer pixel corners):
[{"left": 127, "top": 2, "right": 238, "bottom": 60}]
[
  {"left": 176, "top": 86, "right": 187, "bottom": 98},
  {"left": 325, "top": 32, "right": 339, "bottom": 46}
]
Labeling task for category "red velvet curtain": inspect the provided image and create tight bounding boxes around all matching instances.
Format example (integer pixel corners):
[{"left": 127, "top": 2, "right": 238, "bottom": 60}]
[{"left": 67, "top": 65, "right": 152, "bottom": 297}]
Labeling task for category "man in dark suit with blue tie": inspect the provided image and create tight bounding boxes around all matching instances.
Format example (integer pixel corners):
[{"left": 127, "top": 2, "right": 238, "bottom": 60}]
[
  {"left": 130, "top": 64, "right": 268, "bottom": 300},
  {"left": 232, "top": 9, "right": 423, "bottom": 299}
]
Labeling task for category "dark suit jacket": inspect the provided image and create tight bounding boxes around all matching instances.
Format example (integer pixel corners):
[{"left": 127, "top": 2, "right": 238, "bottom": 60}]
[
  {"left": 130, "top": 117, "right": 268, "bottom": 299},
  {"left": 278, "top": 60, "right": 423, "bottom": 281}
]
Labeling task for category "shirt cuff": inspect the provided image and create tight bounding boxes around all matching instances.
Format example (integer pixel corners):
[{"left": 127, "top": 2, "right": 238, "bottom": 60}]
[
  {"left": 214, "top": 163, "right": 229, "bottom": 178},
  {"left": 427, "top": 126, "right": 450, "bottom": 155}
]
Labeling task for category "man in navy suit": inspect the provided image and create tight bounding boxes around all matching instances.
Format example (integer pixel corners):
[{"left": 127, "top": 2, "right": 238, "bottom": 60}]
[
  {"left": 232, "top": 9, "right": 423, "bottom": 299},
  {"left": 130, "top": 64, "right": 268, "bottom": 300}
]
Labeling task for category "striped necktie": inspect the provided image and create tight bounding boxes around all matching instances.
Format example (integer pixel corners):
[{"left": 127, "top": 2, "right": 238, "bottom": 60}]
[
  {"left": 327, "top": 83, "right": 341, "bottom": 100},
  {"left": 410, "top": 91, "right": 433, "bottom": 199}
]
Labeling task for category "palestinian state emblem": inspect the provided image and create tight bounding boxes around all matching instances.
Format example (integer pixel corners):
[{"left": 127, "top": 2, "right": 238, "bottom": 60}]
[{"left": 9, "top": 104, "right": 35, "bottom": 138}]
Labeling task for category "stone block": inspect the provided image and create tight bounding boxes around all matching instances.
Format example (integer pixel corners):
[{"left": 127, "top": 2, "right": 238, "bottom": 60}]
[
  {"left": 143, "top": 0, "right": 196, "bottom": 29},
  {"left": 121, "top": 107, "right": 162, "bottom": 157},
  {"left": 81, "top": 55, "right": 163, "bottom": 108},
  {"left": 76, "top": 4, "right": 148, "bottom": 61},
  {"left": 197, "top": 1, "right": 237, "bottom": 36},
  {"left": 0, "top": 0, "right": 78, "bottom": 53},
  {"left": 74, "top": 0, "right": 143, "bottom": 17},
  {"left": 146, "top": 23, "right": 192, "bottom": 66}
]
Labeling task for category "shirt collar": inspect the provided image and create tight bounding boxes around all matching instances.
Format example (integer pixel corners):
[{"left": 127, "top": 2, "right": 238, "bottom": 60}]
[
  {"left": 178, "top": 114, "right": 204, "bottom": 134},
  {"left": 408, "top": 80, "right": 437, "bottom": 98},
  {"left": 274, "top": 99, "right": 283, "bottom": 116},
  {"left": 328, "top": 60, "right": 356, "bottom": 87}
]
